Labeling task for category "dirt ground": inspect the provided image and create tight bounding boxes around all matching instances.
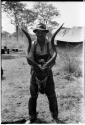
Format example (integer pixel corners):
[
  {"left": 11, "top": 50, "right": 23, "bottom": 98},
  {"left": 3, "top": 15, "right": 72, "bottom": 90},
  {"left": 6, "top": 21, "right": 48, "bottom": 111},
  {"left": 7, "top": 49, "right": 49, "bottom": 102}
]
[{"left": 1, "top": 47, "right": 85, "bottom": 124}]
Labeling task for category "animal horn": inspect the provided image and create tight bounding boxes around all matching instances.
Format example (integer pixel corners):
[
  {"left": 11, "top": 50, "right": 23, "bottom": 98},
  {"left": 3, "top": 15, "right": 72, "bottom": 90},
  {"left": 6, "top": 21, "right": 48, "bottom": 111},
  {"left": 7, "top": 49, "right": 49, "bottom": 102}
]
[
  {"left": 21, "top": 28, "right": 32, "bottom": 53},
  {"left": 51, "top": 23, "right": 64, "bottom": 49}
]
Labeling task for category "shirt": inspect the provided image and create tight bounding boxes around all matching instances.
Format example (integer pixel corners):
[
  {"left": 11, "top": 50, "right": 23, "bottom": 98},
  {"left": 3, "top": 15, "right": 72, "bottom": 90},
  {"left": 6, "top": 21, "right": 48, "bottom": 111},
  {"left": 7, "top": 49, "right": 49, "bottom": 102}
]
[{"left": 26, "top": 39, "right": 55, "bottom": 60}]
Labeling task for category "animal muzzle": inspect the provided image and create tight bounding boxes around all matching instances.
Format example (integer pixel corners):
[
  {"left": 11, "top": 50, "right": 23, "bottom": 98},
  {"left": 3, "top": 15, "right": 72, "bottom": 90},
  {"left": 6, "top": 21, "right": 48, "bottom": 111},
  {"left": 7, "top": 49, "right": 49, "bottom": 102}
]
[{"left": 35, "top": 76, "right": 48, "bottom": 94}]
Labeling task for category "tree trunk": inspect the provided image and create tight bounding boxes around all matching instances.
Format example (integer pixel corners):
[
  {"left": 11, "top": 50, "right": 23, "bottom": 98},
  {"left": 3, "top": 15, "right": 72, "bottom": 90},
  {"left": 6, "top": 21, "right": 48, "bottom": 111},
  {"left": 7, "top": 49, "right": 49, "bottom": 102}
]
[{"left": 16, "top": 25, "right": 18, "bottom": 42}]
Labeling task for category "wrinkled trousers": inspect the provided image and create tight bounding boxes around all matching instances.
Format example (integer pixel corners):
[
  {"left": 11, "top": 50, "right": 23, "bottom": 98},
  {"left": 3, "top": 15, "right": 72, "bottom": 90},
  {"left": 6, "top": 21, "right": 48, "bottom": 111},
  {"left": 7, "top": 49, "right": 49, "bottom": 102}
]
[{"left": 28, "top": 70, "right": 58, "bottom": 121}]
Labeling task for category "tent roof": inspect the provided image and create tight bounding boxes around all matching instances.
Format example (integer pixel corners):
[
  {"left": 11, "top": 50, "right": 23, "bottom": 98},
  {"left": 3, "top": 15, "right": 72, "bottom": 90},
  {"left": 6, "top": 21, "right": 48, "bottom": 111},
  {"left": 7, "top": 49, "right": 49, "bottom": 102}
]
[{"left": 52, "top": 27, "right": 85, "bottom": 42}]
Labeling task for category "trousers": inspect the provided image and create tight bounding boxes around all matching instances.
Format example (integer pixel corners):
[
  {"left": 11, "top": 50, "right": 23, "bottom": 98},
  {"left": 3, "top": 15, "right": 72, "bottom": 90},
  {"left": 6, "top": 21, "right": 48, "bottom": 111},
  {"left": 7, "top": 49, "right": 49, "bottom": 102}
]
[{"left": 28, "top": 70, "right": 58, "bottom": 121}]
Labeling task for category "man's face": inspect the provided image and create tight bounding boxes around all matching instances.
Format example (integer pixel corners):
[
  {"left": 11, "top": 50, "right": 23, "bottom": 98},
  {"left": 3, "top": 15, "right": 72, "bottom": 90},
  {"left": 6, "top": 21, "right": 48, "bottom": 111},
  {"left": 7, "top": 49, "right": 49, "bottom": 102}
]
[{"left": 36, "top": 30, "right": 47, "bottom": 38}]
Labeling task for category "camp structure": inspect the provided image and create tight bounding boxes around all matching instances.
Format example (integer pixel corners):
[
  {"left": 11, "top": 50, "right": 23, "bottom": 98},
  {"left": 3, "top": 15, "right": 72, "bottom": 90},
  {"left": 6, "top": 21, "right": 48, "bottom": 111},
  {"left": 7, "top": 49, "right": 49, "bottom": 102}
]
[{"left": 52, "top": 27, "right": 84, "bottom": 48}]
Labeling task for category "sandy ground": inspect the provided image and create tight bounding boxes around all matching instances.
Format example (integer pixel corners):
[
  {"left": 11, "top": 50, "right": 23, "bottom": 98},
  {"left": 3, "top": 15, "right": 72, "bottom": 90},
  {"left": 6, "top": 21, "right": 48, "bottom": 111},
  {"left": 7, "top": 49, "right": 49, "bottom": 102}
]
[{"left": 1, "top": 49, "right": 84, "bottom": 124}]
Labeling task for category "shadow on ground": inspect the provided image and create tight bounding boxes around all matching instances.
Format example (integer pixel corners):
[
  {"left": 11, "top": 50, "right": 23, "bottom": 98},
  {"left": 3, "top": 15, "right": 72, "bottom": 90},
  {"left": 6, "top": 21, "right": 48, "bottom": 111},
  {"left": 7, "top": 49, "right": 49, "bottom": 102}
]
[
  {"left": 1, "top": 118, "right": 48, "bottom": 124},
  {"left": 1, "top": 118, "right": 66, "bottom": 124},
  {"left": 1, "top": 119, "right": 26, "bottom": 124}
]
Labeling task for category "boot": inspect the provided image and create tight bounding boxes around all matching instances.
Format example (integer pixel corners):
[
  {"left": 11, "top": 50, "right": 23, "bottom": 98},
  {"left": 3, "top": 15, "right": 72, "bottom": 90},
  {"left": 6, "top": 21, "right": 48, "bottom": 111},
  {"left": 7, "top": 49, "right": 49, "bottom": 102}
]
[{"left": 53, "top": 118, "right": 65, "bottom": 124}]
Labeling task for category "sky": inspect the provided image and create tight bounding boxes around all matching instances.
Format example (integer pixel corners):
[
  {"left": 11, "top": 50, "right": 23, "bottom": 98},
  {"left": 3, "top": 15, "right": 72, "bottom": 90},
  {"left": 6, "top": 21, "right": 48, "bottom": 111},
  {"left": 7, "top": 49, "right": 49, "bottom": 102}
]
[{"left": 2, "top": 2, "right": 85, "bottom": 34}]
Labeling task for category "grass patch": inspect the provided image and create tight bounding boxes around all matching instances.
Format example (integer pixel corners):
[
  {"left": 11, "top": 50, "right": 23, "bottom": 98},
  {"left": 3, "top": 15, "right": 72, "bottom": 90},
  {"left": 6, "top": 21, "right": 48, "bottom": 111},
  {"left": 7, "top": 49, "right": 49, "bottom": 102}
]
[
  {"left": 57, "top": 46, "right": 82, "bottom": 80},
  {"left": 63, "top": 55, "right": 82, "bottom": 78},
  {"left": 1, "top": 54, "right": 16, "bottom": 60}
]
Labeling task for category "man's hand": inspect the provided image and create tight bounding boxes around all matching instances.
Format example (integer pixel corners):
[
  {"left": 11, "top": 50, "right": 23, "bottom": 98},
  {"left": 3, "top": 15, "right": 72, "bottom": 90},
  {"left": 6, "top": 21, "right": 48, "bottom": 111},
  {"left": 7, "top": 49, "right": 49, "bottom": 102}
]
[
  {"left": 41, "top": 64, "right": 48, "bottom": 70},
  {"left": 35, "top": 64, "right": 48, "bottom": 73},
  {"left": 42, "top": 52, "right": 57, "bottom": 69},
  {"left": 37, "top": 65, "right": 46, "bottom": 71}
]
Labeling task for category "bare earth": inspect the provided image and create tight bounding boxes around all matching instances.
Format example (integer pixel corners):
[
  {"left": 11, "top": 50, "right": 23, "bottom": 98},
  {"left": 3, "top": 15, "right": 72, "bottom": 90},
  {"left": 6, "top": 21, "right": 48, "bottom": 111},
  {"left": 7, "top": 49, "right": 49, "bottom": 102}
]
[{"left": 1, "top": 48, "right": 84, "bottom": 124}]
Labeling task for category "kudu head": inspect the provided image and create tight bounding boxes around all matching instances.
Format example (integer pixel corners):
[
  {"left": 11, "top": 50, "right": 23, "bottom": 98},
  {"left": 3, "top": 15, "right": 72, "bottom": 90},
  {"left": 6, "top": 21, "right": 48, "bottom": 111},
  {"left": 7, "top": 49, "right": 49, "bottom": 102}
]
[{"left": 22, "top": 23, "right": 64, "bottom": 53}]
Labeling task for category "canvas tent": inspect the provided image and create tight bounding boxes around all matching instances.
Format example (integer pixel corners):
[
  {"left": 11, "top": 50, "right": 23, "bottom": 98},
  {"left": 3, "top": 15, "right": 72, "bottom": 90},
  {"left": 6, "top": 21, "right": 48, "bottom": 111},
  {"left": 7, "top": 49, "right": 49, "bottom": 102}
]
[{"left": 52, "top": 27, "right": 84, "bottom": 47}]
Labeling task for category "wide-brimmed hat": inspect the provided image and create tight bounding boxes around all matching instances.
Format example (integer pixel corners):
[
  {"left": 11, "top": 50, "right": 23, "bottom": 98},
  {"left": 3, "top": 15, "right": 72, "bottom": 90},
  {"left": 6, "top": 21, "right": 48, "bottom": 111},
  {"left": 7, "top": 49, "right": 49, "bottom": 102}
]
[{"left": 33, "top": 23, "right": 49, "bottom": 33}]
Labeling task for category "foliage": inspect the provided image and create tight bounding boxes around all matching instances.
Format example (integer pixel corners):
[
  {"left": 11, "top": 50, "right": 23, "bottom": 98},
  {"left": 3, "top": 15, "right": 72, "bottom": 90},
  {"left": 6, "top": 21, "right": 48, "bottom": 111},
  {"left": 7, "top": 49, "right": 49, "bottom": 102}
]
[
  {"left": 33, "top": 2, "right": 60, "bottom": 26},
  {"left": 2, "top": 2, "right": 60, "bottom": 42},
  {"left": 2, "top": 1, "right": 37, "bottom": 27},
  {"left": 2, "top": 2, "right": 25, "bottom": 25},
  {"left": 19, "top": 9, "right": 37, "bottom": 27},
  {"left": 2, "top": 1, "right": 37, "bottom": 41},
  {"left": 2, "top": 2, "right": 60, "bottom": 30}
]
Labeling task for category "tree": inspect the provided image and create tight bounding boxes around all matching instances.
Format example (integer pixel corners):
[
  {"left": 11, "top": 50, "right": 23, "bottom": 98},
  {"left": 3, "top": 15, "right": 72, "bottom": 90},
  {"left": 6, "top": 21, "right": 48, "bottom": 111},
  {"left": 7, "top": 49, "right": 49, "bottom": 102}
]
[
  {"left": 2, "top": 1, "right": 37, "bottom": 41},
  {"left": 2, "top": 1, "right": 25, "bottom": 41},
  {"left": 33, "top": 2, "right": 60, "bottom": 41},
  {"left": 33, "top": 2, "right": 60, "bottom": 26},
  {"left": 19, "top": 9, "right": 37, "bottom": 27}
]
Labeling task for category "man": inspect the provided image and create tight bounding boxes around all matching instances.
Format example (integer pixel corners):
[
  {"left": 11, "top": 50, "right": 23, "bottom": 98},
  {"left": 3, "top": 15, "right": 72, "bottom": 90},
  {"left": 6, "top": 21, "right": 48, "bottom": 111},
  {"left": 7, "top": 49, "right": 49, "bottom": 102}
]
[{"left": 22, "top": 23, "right": 63, "bottom": 123}]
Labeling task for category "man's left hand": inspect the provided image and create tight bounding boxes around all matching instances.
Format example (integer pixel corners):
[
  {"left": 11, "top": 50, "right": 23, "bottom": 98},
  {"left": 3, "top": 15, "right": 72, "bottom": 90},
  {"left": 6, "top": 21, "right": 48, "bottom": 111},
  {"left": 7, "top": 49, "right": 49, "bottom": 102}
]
[{"left": 41, "top": 64, "right": 49, "bottom": 71}]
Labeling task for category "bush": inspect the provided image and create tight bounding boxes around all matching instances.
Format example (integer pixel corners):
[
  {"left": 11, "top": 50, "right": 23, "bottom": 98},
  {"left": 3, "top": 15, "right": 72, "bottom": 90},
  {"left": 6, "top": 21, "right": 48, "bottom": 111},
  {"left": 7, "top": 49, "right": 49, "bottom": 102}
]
[{"left": 61, "top": 51, "right": 82, "bottom": 79}]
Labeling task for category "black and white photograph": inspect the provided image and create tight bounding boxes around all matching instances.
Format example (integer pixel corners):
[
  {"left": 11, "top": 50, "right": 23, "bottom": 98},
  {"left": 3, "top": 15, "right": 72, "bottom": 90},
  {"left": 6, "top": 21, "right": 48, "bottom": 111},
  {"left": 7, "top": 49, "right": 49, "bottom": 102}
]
[{"left": 1, "top": 1, "right": 85, "bottom": 124}]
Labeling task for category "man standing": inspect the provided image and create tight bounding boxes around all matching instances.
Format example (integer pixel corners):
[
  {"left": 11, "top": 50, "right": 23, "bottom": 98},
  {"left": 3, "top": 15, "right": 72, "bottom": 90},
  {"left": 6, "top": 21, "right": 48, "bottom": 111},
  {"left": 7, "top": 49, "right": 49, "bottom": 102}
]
[{"left": 22, "top": 23, "right": 63, "bottom": 123}]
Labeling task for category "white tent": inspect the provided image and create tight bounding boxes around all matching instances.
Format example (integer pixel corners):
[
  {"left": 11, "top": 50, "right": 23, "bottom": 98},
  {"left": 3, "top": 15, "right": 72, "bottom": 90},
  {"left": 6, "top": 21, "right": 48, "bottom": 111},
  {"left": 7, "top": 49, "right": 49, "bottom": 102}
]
[{"left": 52, "top": 27, "right": 84, "bottom": 43}]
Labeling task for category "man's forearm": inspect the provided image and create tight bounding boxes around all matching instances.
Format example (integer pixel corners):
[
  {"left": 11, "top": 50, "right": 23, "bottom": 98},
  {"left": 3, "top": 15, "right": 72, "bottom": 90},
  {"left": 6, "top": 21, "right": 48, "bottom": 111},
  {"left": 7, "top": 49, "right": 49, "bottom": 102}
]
[
  {"left": 26, "top": 57, "right": 41, "bottom": 72},
  {"left": 27, "top": 57, "right": 38, "bottom": 67}
]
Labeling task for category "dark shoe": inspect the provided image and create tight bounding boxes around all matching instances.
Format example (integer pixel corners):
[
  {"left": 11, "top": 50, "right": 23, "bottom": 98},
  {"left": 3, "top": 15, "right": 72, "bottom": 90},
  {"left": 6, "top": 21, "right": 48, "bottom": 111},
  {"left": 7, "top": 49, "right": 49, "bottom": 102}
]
[{"left": 53, "top": 118, "right": 65, "bottom": 124}]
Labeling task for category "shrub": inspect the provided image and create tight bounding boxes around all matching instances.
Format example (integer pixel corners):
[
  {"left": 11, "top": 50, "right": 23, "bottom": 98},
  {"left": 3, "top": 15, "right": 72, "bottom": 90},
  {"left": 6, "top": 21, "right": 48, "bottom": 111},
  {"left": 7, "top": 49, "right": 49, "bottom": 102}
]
[{"left": 60, "top": 51, "right": 82, "bottom": 79}]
